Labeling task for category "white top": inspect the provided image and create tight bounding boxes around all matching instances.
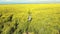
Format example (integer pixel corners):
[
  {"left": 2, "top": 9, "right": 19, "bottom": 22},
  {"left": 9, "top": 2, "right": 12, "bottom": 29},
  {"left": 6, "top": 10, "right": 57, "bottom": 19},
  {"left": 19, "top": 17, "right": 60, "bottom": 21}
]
[{"left": 28, "top": 15, "right": 32, "bottom": 21}]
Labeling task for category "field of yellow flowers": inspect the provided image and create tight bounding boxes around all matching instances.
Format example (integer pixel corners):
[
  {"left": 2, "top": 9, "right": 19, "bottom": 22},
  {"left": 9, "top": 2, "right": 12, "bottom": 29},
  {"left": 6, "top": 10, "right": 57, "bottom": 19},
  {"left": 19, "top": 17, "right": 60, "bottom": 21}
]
[{"left": 0, "top": 4, "right": 60, "bottom": 34}]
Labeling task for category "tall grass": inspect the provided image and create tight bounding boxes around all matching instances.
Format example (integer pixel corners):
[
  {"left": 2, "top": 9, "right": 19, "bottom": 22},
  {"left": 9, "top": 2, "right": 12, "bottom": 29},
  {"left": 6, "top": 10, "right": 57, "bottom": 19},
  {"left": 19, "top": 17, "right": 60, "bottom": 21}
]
[{"left": 0, "top": 5, "right": 60, "bottom": 34}]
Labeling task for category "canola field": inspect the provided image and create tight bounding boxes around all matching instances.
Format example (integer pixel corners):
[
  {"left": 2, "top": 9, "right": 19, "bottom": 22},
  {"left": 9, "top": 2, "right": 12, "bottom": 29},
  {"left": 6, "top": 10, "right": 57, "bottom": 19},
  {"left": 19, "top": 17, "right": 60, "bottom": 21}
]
[{"left": 0, "top": 4, "right": 60, "bottom": 34}]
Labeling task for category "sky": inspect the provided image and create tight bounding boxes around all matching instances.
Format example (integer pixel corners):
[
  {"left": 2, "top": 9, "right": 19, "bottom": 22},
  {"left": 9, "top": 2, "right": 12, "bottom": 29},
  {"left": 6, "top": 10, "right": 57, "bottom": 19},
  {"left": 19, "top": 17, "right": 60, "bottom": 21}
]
[{"left": 0, "top": 0, "right": 60, "bottom": 4}]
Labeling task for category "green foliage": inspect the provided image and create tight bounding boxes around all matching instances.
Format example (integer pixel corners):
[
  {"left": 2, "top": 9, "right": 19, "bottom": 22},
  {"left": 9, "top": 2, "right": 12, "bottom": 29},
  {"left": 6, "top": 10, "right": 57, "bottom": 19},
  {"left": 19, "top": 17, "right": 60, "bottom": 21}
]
[{"left": 0, "top": 7, "right": 60, "bottom": 34}]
